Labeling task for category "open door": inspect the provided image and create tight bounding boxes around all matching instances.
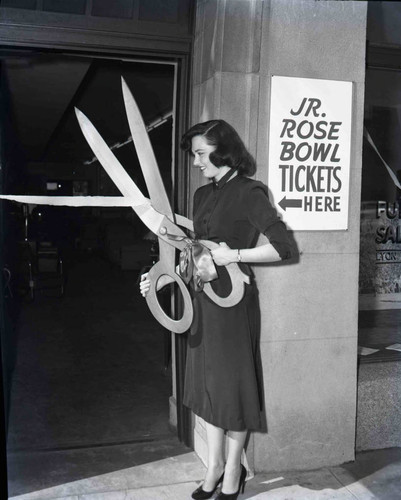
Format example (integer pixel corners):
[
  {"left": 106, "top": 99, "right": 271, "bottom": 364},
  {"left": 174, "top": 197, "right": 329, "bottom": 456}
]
[{"left": 0, "top": 48, "right": 193, "bottom": 496}]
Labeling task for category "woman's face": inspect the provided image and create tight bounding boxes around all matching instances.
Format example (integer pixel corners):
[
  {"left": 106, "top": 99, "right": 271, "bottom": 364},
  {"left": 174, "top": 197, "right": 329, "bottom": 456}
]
[{"left": 191, "top": 135, "right": 225, "bottom": 181}]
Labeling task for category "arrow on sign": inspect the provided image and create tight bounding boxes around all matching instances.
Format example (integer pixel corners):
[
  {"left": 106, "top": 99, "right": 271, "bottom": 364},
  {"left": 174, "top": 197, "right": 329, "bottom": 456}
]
[{"left": 279, "top": 196, "right": 302, "bottom": 211}]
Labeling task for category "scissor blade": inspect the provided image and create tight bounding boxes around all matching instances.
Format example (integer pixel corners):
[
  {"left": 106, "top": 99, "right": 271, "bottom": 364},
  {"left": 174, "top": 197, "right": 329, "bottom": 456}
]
[
  {"left": 121, "top": 78, "right": 173, "bottom": 218},
  {"left": 75, "top": 108, "right": 147, "bottom": 206}
]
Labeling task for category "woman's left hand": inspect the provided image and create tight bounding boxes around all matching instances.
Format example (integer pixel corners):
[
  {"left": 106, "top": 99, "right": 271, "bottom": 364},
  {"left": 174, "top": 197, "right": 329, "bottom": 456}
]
[{"left": 210, "top": 242, "right": 237, "bottom": 266}]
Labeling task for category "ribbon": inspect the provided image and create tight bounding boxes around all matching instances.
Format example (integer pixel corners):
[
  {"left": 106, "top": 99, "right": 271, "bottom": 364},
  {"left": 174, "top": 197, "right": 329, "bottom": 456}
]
[
  {"left": 167, "top": 234, "right": 218, "bottom": 291},
  {"left": 364, "top": 128, "right": 401, "bottom": 190},
  {"left": 0, "top": 195, "right": 140, "bottom": 207}
]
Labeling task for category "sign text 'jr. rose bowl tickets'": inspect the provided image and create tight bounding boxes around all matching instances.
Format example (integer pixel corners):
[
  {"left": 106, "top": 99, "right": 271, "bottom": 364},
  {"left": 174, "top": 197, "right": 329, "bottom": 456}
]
[{"left": 268, "top": 76, "right": 353, "bottom": 230}]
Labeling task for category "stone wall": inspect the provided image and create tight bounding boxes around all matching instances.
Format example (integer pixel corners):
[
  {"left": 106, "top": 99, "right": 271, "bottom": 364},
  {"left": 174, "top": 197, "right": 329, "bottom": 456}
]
[{"left": 190, "top": 0, "right": 367, "bottom": 472}]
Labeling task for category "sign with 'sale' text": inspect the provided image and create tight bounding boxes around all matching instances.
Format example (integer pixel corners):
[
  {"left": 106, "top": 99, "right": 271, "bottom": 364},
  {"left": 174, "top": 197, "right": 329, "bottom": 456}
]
[{"left": 268, "top": 76, "right": 353, "bottom": 230}]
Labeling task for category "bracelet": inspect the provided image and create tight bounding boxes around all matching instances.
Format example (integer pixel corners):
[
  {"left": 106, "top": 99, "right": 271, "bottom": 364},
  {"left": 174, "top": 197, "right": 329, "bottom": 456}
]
[{"left": 237, "top": 249, "right": 242, "bottom": 262}]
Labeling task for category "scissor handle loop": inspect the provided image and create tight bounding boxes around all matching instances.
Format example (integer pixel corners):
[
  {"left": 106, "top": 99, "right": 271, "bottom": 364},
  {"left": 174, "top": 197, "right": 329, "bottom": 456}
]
[
  {"left": 199, "top": 240, "right": 251, "bottom": 308},
  {"left": 146, "top": 260, "right": 193, "bottom": 334}
]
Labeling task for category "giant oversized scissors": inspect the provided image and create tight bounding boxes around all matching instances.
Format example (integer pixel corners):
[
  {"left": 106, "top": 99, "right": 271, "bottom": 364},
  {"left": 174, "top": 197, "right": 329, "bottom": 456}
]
[{"left": 0, "top": 78, "right": 250, "bottom": 333}]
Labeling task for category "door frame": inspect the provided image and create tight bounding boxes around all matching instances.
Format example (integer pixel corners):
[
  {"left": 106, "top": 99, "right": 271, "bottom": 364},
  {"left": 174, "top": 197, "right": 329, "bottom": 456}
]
[{"left": 0, "top": 29, "right": 193, "bottom": 446}]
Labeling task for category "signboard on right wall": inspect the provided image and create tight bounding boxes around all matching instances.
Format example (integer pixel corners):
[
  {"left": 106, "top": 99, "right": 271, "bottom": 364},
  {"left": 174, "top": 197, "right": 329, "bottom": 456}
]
[{"left": 268, "top": 75, "right": 353, "bottom": 230}]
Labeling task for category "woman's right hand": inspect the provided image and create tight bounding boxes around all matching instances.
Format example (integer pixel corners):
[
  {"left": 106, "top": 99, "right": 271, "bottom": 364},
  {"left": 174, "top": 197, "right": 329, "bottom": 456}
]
[
  {"left": 140, "top": 273, "right": 151, "bottom": 297},
  {"left": 139, "top": 271, "right": 175, "bottom": 297}
]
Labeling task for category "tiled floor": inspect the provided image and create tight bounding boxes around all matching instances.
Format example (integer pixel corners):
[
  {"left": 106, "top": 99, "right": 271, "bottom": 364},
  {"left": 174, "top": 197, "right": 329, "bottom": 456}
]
[{"left": 8, "top": 447, "right": 401, "bottom": 500}]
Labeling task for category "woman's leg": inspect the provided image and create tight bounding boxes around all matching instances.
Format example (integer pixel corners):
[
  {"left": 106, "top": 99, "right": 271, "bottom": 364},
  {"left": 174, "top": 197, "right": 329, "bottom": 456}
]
[
  {"left": 221, "top": 430, "right": 247, "bottom": 494},
  {"left": 202, "top": 421, "right": 225, "bottom": 491}
]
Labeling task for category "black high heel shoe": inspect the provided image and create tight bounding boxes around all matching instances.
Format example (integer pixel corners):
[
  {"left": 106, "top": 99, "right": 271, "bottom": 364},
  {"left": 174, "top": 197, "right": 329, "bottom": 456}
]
[
  {"left": 215, "top": 464, "right": 247, "bottom": 499},
  {"left": 191, "top": 471, "right": 225, "bottom": 500}
]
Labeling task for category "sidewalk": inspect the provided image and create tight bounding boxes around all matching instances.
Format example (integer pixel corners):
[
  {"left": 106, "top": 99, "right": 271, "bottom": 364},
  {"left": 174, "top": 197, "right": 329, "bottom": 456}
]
[{"left": 8, "top": 447, "right": 401, "bottom": 500}]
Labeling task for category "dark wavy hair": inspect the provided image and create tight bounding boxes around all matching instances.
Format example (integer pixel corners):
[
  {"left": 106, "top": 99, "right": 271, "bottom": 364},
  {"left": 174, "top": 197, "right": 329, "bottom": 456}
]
[{"left": 180, "top": 119, "right": 256, "bottom": 176}]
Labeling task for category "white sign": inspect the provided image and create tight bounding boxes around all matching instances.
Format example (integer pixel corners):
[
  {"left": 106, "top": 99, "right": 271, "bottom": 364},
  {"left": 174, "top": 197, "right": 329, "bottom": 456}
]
[{"left": 268, "top": 76, "right": 353, "bottom": 230}]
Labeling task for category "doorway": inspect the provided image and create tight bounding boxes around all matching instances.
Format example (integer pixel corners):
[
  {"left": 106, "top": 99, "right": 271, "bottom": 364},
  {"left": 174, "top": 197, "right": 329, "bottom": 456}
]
[
  {"left": 358, "top": 62, "right": 401, "bottom": 362},
  {"left": 1, "top": 50, "right": 191, "bottom": 496},
  {"left": 356, "top": 41, "right": 401, "bottom": 452}
]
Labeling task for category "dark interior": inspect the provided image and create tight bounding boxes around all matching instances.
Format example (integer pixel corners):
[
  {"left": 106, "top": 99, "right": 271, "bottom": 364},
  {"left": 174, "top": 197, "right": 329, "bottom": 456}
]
[{"left": 0, "top": 51, "right": 187, "bottom": 496}]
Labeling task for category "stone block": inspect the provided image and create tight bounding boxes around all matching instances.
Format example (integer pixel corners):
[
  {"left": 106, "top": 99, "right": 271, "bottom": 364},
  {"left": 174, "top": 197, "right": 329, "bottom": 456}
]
[
  {"left": 260, "top": 0, "right": 367, "bottom": 84},
  {"left": 219, "top": 72, "right": 260, "bottom": 156},
  {"left": 194, "top": 415, "right": 208, "bottom": 466},
  {"left": 192, "top": 72, "right": 260, "bottom": 158},
  {"left": 195, "top": 0, "right": 263, "bottom": 81},
  {"left": 192, "top": 32, "right": 203, "bottom": 86},
  {"left": 191, "top": 83, "right": 201, "bottom": 126},
  {"left": 195, "top": 73, "right": 222, "bottom": 122},
  {"left": 195, "top": 0, "right": 206, "bottom": 36},
  {"left": 356, "top": 361, "right": 401, "bottom": 451},
  {"left": 203, "top": 0, "right": 219, "bottom": 33},
  {"left": 255, "top": 337, "right": 357, "bottom": 471},
  {"left": 254, "top": 253, "right": 359, "bottom": 343},
  {"left": 201, "top": 0, "right": 225, "bottom": 83},
  {"left": 200, "top": 0, "right": 219, "bottom": 82},
  {"left": 221, "top": 0, "right": 263, "bottom": 74}
]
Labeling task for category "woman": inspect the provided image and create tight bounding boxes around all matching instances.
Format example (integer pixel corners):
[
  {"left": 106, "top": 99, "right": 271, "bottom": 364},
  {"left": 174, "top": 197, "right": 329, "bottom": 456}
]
[{"left": 140, "top": 120, "right": 293, "bottom": 499}]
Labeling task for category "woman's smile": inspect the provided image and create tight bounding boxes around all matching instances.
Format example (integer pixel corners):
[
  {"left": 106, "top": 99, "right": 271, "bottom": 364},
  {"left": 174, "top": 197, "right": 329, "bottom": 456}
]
[{"left": 191, "top": 135, "right": 228, "bottom": 181}]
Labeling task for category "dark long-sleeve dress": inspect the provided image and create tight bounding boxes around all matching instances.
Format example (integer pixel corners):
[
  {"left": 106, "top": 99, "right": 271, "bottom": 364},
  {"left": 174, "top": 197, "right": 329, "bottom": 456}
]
[{"left": 183, "top": 170, "right": 292, "bottom": 432}]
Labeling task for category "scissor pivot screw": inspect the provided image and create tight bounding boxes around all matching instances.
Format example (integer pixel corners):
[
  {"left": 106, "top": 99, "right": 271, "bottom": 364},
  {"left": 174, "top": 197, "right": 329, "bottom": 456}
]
[{"left": 159, "top": 226, "right": 167, "bottom": 235}]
